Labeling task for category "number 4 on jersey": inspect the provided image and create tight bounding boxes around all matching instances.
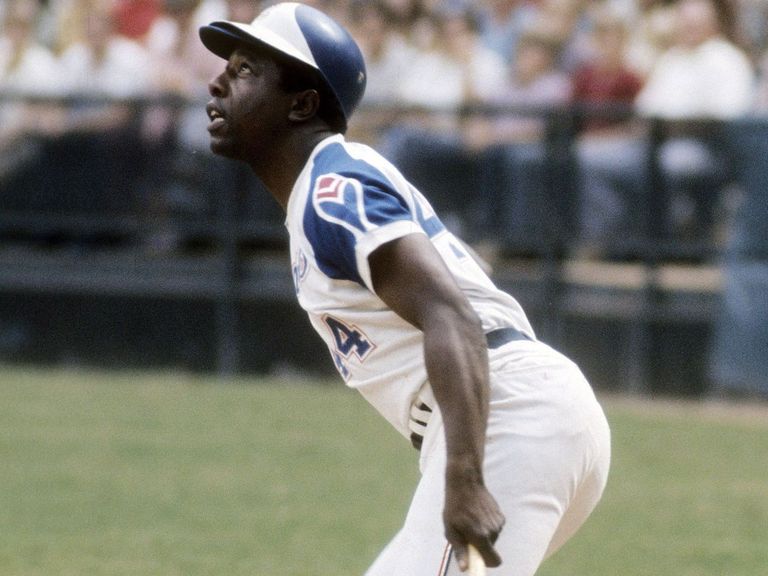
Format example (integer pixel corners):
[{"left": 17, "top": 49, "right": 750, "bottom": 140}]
[{"left": 323, "top": 315, "right": 375, "bottom": 379}]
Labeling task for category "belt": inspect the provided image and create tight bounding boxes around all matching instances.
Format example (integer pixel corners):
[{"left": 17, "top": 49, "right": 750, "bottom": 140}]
[
  {"left": 485, "top": 326, "right": 532, "bottom": 349},
  {"left": 408, "top": 327, "right": 532, "bottom": 450}
]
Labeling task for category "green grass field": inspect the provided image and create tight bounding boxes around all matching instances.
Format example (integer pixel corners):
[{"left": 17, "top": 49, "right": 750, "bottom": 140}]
[{"left": 1, "top": 366, "right": 766, "bottom": 576}]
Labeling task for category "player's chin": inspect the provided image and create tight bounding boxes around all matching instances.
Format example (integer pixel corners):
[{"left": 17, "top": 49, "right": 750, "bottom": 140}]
[{"left": 209, "top": 137, "right": 237, "bottom": 159}]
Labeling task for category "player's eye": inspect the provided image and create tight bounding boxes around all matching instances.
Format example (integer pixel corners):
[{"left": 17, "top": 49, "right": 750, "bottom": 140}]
[{"left": 238, "top": 62, "right": 252, "bottom": 75}]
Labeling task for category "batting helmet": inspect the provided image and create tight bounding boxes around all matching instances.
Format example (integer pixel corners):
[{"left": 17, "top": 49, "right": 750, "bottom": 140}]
[{"left": 199, "top": 2, "right": 367, "bottom": 127}]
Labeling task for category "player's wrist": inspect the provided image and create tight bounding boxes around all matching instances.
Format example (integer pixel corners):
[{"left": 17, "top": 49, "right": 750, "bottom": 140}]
[{"left": 445, "top": 456, "right": 485, "bottom": 488}]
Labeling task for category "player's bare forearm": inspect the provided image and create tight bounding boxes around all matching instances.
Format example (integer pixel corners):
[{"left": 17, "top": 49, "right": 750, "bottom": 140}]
[
  {"left": 422, "top": 312, "right": 504, "bottom": 569},
  {"left": 422, "top": 306, "right": 488, "bottom": 479}
]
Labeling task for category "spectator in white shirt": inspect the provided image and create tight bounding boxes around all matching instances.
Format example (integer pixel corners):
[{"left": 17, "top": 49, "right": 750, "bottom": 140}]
[
  {"left": 395, "top": 6, "right": 507, "bottom": 111},
  {"left": 379, "top": 5, "right": 509, "bottom": 239},
  {"left": 58, "top": 8, "right": 151, "bottom": 100},
  {"left": 636, "top": 0, "right": 754, "bottom": 120},
  {"left": 344, "top": 0, "right": 416, "bottom": 146},
  {"left": 0, "top": 0, "right": 67, "bottom": 192},
  {"left": 636, "top": 0, "right": 755, "bottom": 243}
]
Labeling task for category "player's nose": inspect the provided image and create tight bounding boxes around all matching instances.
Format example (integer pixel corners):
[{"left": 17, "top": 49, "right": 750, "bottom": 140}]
[{"left": 208, "top": 70, "right": 227, "bottom": 98}]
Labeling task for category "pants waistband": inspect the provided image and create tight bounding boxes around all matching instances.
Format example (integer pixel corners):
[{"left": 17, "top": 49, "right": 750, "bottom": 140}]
[
  {"left": 485, "top": 326, "right": 533, "bottom": 349},
  {"left": 408, "top": 327, "right": 532, "bottom": 450}
]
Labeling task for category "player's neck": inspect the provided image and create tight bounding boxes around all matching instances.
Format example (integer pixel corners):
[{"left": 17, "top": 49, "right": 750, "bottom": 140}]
[{"left": 250, "top": 128, "right": 337, "bottom": 211}]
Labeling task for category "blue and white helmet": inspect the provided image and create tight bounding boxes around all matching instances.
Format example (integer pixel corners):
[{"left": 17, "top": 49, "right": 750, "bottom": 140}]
[{"left": 199, "top": 2, "right": 367, "bottom": 127}]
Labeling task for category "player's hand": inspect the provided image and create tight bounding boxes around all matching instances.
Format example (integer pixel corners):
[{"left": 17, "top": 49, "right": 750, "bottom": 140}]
[{"left": 443, "top": 476, "right": 505, "bottom": 571}]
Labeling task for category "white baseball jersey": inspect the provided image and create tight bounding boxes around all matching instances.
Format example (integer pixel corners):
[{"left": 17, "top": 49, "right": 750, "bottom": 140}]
[{"left": 285, "top": 134, "right": 535, "bottom": 438}]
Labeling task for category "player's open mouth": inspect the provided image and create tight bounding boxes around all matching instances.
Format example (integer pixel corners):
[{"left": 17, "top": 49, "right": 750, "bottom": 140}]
[{"left": 206, "top": 103, "right": 226, "bottom": 132}]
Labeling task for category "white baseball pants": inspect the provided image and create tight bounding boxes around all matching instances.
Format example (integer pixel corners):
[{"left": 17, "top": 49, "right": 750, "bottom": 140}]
[{"left": 365, "top": 339, "right": 611, "bottom": 576}]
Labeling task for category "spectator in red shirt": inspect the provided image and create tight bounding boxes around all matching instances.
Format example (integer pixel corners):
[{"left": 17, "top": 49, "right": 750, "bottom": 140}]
[
  {"left": 113, "top": 0, "right": 161, "bottom": 40},
  {"left": 571, "top": 10, "right": 644, "bottom": 132},
  {"left": 571, "top": 10, "right": 648, "bottom": 257}
]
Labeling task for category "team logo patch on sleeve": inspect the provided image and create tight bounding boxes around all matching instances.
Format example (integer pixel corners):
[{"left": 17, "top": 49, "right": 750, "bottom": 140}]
[
  {"left": 314, "top": 174, "right": 348, "bottom": 202},
  {"left": 312, "top": 172, "right": 369, "bottom": 234}
]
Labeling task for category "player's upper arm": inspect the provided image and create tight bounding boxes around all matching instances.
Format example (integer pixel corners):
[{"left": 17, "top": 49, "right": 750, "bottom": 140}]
[{"left": 369, "top": 233, "right": 479, "bottom": 332}]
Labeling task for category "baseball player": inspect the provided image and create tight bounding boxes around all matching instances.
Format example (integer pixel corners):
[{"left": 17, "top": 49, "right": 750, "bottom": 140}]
[{"left": 199, "top": 3, "right": 610, "bottom": 575}]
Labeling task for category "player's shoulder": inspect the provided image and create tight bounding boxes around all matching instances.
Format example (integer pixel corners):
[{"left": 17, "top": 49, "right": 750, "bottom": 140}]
[
  {"left": 311, "top": 136, "right": 401, "bottom": 189},
  {"left": 294, "top": 136, "right": 419, "bottom": 245},
  {"left": 303, "top": 136, "right": 411, "bottom": 216}
]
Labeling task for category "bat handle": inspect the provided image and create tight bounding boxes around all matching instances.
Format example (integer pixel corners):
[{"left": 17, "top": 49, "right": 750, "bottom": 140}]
[{"left": 467, "top": 544, "right": 486, "bottom": 576}]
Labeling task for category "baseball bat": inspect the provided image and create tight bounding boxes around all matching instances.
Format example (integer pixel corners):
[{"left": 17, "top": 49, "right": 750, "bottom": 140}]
[{"left": 467, "top": 544, "right": 486, "bottom": 576}]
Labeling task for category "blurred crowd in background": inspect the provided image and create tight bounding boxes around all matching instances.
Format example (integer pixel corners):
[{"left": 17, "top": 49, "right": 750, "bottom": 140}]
[
  {"left": 1, "top": 0, "right": 767, "bottom": 395},
  {"left": 5, "top": 0, "right": 768, "bottom": 109},
  {"left": 1, "top": 0, "right": 768, "bottom": 253}
]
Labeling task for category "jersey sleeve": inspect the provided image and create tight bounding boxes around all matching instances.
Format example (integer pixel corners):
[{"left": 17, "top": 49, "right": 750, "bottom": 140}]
[{"left": 303, "top": 172, "right": 424, "bottom": 290}]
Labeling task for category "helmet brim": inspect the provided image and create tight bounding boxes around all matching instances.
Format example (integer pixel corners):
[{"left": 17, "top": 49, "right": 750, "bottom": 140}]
[{"left": 200, "top": 21, "right": 318, "bottom": 71}]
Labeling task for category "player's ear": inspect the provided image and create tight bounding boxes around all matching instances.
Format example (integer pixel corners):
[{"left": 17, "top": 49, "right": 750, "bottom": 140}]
[{"left": 289, "top": 89, "right": 321, "bottom": 123}]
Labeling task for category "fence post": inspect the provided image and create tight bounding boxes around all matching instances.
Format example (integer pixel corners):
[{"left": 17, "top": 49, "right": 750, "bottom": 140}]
[
  {"left": 623, "top": 117, "right": 665, "bottom": 395},
  {"left": 537, "top": 107, "right": 575, "bottom": 345}
]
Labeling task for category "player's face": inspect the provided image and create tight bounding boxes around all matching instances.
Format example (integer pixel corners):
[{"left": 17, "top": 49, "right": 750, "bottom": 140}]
[{"left": 206, "top": 48, "right": 292, "bottom": 162}]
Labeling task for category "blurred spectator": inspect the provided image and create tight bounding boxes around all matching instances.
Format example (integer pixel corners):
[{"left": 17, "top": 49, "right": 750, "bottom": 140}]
[
  {"left": 346, "top": 0, "right": 415, "bottom": 144},
  {"left": 113, "top": 0, "right": 162, "bottom": 40},
  {"left": 573, "top": 0, "right": 754, "bottom": 255},
  {"left": 0, "top": 0, "right": 62, "bottom": 106},
  {"left": 217, "top": 0, "right": 260, "bottom": 23},
  {"left": 136, "top": 0, "right": 262, "bottom": 252},
  {"left": 624, "top": 0, "right": 677, "bottom": 77},
  {"left": 534, "top": 0, "right": 593, "bottom": 72},
  {"left": 635, "top": 0, "right": 755, "bottom": 242},
  {"left": 28, "top": 4, "right": 154, "bottom": 223},
  {"left": 394, "top": 6, "right": 507, "bottom": 110},
  {"left": 0, "top": 0, "right": 67, "bottom": 202},
  {"left": 58, "top": 5, "right": 151, "bottom": 99},
  {"left": 143, "top": 0, "right": 221, "bottom": 147},
  {"left": 465, "top": 25, "right": 572, "bottom": 254},
  {"left": 734, "top": 0, "right": 768, "bottom": 64},
  {"left": 349, "top": 0, "right": 415, "bottom": 106},
  {"left": 571, "top": 10, "right": 643, "bottom": 125},
  {"left": 753, "top": 50, "right": 768, "bottom": 111},
  {"left": 50, "top": 0, "right": 97, "bottom": 55},
  {"left": 709, "top": 44, "right": 768, "bottom": 397},
  {"left": 636, "top": 0, "right": 754, "bottom": 119},
  {"left": 483, "top": 25, "right": 571, "bottom": 136},
  {"left": 379, "top": 0, "right": 431, "bottom": 47},
  {"left": 707, "top": 117, "right": 768, "bottom": 399},
  {"left": 571, "top": 9, "right": 646, "bottom": 253},
  {"left": 0, "top": 0, "right": 62, "bottom": 92},
  {"left": 314, "top": 0, "right": 355, "bottom": 24},
  {"left": 379, "top": 5, "right": 508, "bottom": 238},
  {"left": 135, "top": 0, "right": 222, "bottom": 248},
  {"left": 477, "top": 0, "right": 542, "bottom": 63}
]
